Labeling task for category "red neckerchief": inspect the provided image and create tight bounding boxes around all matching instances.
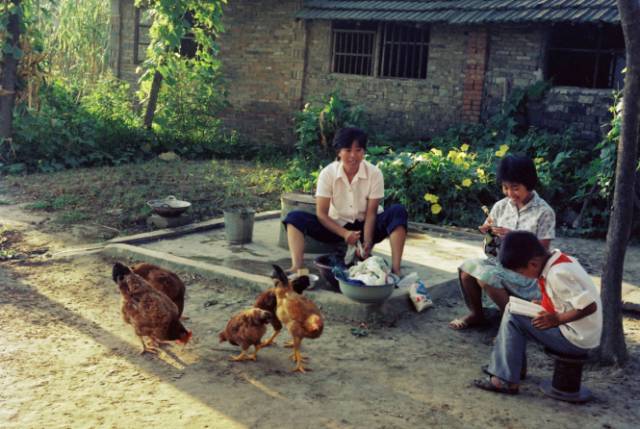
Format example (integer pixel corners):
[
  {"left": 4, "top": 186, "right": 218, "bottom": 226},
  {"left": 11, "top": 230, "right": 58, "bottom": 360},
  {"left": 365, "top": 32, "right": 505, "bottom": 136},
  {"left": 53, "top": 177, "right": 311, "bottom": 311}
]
[{"left": 537, "top": 253, "right": 572, "bottom": 314}]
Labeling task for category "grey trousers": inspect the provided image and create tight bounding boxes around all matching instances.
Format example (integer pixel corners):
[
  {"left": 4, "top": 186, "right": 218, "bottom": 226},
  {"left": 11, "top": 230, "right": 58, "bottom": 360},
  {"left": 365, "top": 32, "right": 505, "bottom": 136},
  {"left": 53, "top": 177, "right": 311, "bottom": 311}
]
[{"left": 487, "top": 309, "right": 590, "bottom": 384}]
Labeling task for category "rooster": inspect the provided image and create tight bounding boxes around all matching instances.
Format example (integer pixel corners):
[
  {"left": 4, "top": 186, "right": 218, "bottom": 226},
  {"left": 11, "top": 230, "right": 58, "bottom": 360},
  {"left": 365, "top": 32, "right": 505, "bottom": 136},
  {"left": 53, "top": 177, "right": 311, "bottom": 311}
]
[
  {"left": 219, "top": 308, "right": 272, "bottom": 361},
  {"left": 112, "top": 262, "right": 192, "bottom": 354},
  {"left": 254, "top": 274, "right": 310, "bottom": 348},
  {"left": 130, "top": 262, "right": 187, "bottom": 319},
  {"left": 271, "top": 265, "right": 324, "bottom": 373}
]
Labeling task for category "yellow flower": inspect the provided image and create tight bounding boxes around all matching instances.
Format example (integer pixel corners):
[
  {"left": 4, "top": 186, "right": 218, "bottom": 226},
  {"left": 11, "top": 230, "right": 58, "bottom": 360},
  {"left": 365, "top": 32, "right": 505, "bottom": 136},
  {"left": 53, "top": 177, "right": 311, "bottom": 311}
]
[
  {"left": 424, "top": 193, "right": 439, "bottom": 204},
  {"left": 495, "top": 144, "right": 510, "bottom": 157},
  {"left": 431, "top": 204, "right": 442, "bottom": 215},
  {"left": 476, "top": 168, "right": 485, "bottom": 177},
  {"left": 462, "top": 178, "right": 472, "bottom": 187},
  {"left": 460, "top": 143, "right": 470, "bottom": 152},
  {"left": 534, "top": 157, "right": 544, "bottom": 164},
  {"left": 430, "top": 148, "right": 443, "bottom": 157}
]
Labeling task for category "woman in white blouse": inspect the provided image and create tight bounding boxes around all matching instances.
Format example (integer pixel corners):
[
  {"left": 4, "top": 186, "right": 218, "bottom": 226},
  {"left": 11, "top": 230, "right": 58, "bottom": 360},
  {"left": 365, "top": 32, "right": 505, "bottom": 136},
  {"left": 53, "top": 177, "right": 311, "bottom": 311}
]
[{"left": 283, "top": 127, "right": 408, "bottom": 275}]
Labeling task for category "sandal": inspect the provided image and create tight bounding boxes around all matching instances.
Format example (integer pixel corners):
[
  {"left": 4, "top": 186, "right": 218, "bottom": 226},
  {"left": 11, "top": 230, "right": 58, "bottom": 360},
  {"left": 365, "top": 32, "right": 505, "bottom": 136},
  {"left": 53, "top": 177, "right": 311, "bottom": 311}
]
[
  {"left": 473, "top": 377, "right": 519, "bottom": 395},
  {"left": 481, "top": 364, "right": 527, "bottom": 380}
]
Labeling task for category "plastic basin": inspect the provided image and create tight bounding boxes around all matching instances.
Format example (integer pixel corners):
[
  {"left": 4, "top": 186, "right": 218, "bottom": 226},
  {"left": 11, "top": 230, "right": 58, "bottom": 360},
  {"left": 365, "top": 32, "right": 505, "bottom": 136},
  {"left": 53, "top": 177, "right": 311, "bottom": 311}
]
[{"left": 337, "top": 278, "right": 395, "bottom": 304}]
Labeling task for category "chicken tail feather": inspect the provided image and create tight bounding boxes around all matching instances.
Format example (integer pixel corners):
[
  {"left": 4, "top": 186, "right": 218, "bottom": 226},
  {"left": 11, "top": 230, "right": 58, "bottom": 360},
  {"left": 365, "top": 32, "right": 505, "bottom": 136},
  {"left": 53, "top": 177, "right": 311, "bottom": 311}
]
[{"left": 271, "top": 265, "right": 289, "bottom": 286}]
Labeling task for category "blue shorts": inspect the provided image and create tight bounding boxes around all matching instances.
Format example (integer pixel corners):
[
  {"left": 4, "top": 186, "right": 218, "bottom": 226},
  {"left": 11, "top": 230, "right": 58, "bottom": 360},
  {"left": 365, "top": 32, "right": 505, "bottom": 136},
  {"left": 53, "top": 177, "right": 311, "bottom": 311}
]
[{"left": 283, "top": 204, "right": 408, "bottom": 244}]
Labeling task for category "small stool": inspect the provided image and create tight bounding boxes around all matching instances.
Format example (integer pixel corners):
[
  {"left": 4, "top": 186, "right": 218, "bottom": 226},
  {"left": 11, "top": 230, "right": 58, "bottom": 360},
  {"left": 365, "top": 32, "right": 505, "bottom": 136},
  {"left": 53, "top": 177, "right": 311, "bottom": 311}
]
[{"left": 540, "top": 347, "right": 593, "bottom": 403}]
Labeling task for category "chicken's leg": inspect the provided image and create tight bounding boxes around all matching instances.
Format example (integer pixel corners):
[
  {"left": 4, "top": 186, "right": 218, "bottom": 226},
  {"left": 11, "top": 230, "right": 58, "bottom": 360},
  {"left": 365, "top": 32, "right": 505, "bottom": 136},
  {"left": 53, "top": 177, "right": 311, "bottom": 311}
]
[
  {"left": 291, "top": 337, "right": 311, "bottom": 373},
  {"left": 230, "top": 347, "right": 256, "bottom": 362},
  {"left": 248, "top": 343, "right": 264, "bottom": 360},
  {"left": 260, "top": 329, "right": 281, "bottom": 348},
  {"left": 139, "top": 336, "right": 158, "bottom": 355}
]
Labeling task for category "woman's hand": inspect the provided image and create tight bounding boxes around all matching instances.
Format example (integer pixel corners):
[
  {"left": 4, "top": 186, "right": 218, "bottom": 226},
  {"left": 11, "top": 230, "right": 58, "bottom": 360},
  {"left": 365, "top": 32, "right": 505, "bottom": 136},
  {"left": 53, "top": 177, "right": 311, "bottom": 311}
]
[
  {"left": 532, "top": 311, "right": 560, "bottom": 330},
  {"left": 344, "top": 230, "right": 361, "bottom": 246},
  {"left": 357, "top": 241, "right": 373, "bottom": 259}
]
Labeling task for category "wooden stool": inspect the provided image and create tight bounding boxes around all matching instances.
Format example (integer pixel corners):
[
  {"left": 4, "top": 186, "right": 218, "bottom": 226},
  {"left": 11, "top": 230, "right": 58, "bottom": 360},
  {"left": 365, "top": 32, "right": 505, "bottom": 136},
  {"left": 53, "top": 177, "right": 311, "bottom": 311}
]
[{"left": 540, "top": 348, "right": 593, "bottom": 403}]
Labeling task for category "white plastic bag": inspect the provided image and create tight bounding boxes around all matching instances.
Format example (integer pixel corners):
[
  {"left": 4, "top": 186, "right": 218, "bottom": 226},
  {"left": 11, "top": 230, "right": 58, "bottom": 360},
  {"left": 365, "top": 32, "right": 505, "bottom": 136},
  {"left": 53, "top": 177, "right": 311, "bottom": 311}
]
[{"left": 409, "top": 280, "right": 433, "bottom": 312}]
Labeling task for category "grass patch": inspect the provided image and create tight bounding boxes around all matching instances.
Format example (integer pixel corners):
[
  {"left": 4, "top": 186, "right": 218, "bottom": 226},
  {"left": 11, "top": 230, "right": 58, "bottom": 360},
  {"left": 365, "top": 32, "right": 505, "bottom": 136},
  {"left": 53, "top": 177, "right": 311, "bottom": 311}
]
[
  {"left": 0, "top": 199, "right": 13, "bottom": 205},
  {"left": 5, "top": 159, "right": 284, "bottom": 233}
]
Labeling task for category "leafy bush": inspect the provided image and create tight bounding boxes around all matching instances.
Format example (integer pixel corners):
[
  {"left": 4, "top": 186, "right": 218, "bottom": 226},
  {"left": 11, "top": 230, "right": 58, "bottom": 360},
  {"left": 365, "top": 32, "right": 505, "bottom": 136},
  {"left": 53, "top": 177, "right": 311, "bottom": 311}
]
[
  {"left": 282, "top": 87, "right": 620, "bottom": 237},
  {"left": 151, "top": 62, "right": 242, "bottom": 159},
  {"left": 4, "top": 76, "right": 153, "bottom": 173}
]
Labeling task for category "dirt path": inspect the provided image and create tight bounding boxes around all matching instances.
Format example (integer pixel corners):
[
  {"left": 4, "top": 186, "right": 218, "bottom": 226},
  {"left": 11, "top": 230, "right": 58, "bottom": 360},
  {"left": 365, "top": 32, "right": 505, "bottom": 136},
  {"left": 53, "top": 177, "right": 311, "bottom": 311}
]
[{"left": 1, "top": 204, "right": 639, "bottom": 428}]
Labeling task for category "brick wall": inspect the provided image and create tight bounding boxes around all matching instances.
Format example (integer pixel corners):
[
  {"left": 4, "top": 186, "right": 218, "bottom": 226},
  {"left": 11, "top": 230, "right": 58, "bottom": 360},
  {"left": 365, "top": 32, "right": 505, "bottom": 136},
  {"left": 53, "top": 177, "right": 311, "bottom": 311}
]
[
  {"left": 483, "top": 25, "right": 612, "bottom": 141},
  {"left": 217, "top": 0, "right": 305, "bottom": 146},
  {"left": 461, "top": 29, "right": 488, "bottom": 123},
  {"left": 109, "top": 0, "right": 140, "bottom": 86},
  {"left": 109, "top": 2, "right": 613, "bottom": 145},
  {"left": 303, "top": 22, "right": 468, "bottom": 140}
]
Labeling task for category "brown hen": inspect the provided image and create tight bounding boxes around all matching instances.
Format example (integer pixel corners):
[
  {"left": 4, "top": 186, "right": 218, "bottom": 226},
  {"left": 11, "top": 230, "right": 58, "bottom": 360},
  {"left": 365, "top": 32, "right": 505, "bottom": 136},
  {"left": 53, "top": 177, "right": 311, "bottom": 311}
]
[
  {"left": 254, "top": 274, "right": 310, "bottom": 347},
  {"left": 112, "top": 262, "right": 192, "bottom": 354},
  {"left": 219, "top": 308, "right": 272, "bottom": 361},
  {"left": 130, "top": 262, "right": 186, "bottom": 318},
  {"left": 271, "top": 265, "right": 324, "bottom": 373}
]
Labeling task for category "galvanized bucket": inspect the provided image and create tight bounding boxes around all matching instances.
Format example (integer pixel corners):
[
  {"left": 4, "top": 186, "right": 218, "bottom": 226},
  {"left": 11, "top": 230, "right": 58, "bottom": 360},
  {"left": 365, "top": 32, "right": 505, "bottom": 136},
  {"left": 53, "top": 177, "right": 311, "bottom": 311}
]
[{"left": 223, "top": 208, "right": 255, "bottom": 244}]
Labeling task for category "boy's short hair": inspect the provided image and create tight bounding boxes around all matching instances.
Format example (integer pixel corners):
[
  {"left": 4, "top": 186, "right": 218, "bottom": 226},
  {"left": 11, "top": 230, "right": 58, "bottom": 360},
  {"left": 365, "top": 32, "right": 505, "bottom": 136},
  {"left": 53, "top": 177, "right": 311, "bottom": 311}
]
[
  {"left": 497, "top": 155, "right": 537, "bottom": 190},
  {"left": 499, "top": 231, "right": 547, "bottom": 270},
  {"left": 333, "top": 127, "right": 368, "bottom": 151}
]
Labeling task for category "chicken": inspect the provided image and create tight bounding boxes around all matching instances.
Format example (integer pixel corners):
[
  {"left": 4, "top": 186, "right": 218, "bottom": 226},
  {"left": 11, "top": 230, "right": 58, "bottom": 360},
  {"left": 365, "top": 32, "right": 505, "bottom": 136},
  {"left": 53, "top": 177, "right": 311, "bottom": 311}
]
[
  {"left": 219, "top": 308, "right": 272, "bottom": 361},
  {"left": 271, "top": 265, "right": 324, "bottom": 373},
  {"left": 130, "top": 262, "right": 186, "bottom": 319},
  {"left": 254, "top": 274, "right": 310, "bottom": 348},
  {"left": 112, "top": 262, "right": 192, "bottom": 354}
]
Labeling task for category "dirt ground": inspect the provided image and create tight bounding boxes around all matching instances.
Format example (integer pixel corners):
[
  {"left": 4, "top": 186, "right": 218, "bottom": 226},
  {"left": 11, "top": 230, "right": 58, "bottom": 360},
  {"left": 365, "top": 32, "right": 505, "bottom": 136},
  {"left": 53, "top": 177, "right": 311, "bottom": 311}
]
[{"left": 1, "top": 203, "right": 639, "bottom": 429}]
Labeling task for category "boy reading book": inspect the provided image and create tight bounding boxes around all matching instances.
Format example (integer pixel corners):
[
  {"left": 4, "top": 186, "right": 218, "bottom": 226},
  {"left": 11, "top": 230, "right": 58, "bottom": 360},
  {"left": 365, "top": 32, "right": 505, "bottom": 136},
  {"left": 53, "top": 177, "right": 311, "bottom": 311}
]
[{"left": 474, "top": 231, "right": 602, "bottom": 395}]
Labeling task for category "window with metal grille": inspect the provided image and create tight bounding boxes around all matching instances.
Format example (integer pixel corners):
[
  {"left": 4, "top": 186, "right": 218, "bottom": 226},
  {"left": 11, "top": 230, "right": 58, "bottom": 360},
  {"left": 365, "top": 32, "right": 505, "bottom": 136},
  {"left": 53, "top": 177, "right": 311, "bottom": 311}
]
[
  {"left": 134, "top": 8, "right": 152, "bottom": 64},
  {"left": 331, "top": 22, "right": 377, "bottom": 76},
  {"left": 380, "top": 23, "right": 429, "bottom": 79},
  {"left": 546, "top": 24, "right": 625, "bottom": 89}
]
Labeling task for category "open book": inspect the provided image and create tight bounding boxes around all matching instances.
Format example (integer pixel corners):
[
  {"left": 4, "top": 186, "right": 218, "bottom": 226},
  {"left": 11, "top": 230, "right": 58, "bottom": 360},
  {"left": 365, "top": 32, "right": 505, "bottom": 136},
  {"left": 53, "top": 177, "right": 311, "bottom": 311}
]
[{"left": 508, "top": 296, "right": 544, "bottom": 318}]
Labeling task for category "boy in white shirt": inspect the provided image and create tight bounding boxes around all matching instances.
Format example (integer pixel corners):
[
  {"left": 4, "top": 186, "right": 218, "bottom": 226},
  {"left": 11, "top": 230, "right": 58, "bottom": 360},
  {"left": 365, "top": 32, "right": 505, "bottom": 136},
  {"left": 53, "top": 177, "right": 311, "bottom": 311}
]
[
  {"left": 474, "top": 231, "right": 602, "bottom": 394},
  {"left": 283, "top": 127, "right": 408, "bottom": 275}
]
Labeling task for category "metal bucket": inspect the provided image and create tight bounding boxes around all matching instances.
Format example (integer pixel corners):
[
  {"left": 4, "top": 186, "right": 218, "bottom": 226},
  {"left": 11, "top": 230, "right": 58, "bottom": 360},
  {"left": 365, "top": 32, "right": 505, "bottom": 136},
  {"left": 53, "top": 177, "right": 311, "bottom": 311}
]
[
  {"left": 224, "top": 208, "right": 255, "bottom": 244},
  {"left": 278, "top": 192, "right": 346, "bottom": 254}
]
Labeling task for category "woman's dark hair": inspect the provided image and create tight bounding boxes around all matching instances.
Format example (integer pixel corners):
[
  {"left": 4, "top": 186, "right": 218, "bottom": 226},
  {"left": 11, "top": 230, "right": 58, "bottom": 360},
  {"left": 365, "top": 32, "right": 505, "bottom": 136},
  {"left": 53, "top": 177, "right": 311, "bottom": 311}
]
[
  {"left": 499, "top": 231, "right": 547, "bottom": 270},
  {"left": 497, "top": 155, "right": 537, "bottom": 190},
  {"left": 333, "top": 127, "right": 368, "bottom": 151}
]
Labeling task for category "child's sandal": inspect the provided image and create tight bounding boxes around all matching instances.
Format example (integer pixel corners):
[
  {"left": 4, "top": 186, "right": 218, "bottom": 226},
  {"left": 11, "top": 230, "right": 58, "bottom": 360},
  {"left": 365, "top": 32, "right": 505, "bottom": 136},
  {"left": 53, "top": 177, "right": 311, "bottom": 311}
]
[{"left": 473, "top": 377, "right": 519, "bottom": 395}]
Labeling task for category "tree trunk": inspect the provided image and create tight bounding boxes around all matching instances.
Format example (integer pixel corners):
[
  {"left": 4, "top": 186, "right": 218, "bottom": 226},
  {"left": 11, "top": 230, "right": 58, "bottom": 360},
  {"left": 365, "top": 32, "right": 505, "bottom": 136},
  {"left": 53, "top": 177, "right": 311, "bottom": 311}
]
[
  {"left": 0, "top": 0, "right": 21, "bottom": 142},
  {"left": 143, "top": 71, "right": 163, "bottom": 129},
  {"left": 599, "top": 0, "right": 640, "bottom": 366}
]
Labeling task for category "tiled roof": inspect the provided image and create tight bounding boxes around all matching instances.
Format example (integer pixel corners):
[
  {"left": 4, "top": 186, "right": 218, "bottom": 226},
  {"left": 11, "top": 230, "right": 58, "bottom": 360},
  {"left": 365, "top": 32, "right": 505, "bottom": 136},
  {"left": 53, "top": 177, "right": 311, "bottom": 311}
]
[{"left": 296, "top": 1, "right": 620, "bottom": 24}]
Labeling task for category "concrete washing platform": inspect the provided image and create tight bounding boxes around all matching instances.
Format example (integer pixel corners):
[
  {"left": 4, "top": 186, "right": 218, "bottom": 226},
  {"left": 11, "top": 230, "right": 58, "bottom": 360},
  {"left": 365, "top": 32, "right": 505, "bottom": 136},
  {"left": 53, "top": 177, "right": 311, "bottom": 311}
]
[{"left": 99, "top": 210, "right": 486, "bottom": 322}]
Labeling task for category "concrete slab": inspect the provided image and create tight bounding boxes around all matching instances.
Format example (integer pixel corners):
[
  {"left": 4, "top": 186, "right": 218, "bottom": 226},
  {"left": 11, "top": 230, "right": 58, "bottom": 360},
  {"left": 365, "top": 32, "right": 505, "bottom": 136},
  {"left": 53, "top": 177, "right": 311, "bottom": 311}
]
[{"left": 101, "top": 217, "right": 481, "bottom": 322}]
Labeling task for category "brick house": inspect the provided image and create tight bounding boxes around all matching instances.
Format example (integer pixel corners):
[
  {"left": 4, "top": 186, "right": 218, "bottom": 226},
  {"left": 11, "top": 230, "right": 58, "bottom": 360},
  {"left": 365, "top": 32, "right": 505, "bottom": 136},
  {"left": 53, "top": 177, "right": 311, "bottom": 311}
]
[{"left": 109, "top": 0, "right": 624, "bottom": 145}]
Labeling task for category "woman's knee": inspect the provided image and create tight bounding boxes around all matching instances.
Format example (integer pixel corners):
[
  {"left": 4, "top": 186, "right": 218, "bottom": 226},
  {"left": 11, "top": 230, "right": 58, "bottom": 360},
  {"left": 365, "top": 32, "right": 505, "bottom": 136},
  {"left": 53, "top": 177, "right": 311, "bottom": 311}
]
[
  {"left": 387, "top": 204, "right": 408, "bottom": 222},
  {"left": 283, "top": 210, "right": 312, "bottom": 233}
]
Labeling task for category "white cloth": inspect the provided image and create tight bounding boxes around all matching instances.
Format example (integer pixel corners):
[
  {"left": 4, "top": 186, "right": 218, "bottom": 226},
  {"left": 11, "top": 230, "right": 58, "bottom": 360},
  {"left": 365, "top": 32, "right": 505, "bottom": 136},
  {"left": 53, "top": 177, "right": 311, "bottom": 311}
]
[
  {"left": 315, "top": 160, "right": 384, "bottom": 226},
  {"left": 541, "top": 250, "right": 602, "bottom": 349},
  {"left": 489, "top": 191, "right": 556, "bottom": 240}
]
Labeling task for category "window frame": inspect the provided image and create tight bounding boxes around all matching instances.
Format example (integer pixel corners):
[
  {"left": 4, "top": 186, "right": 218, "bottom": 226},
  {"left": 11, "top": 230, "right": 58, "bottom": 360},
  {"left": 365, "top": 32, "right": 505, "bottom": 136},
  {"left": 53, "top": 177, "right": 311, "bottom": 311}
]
[
  {"left": 133, "top": 7, "right": 153, "bottom": 65},
  {"left": 545, "top": 24, "right": 625, "bottom": 89},
  {"left": 329, "top": 20, "right": 430, "bottom": 80}
]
